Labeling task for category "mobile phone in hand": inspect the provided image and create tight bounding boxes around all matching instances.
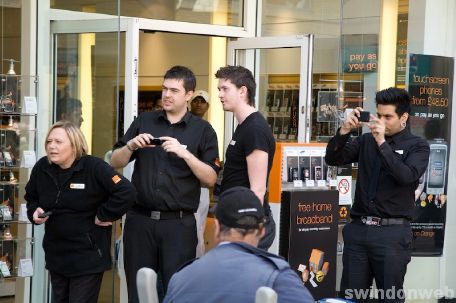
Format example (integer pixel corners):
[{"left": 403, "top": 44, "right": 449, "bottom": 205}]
[
  {"left": 38, "top": 211, "right": 53, "bottom": 218},
  {"left": 151, "top": 138, "right": 163, "bottom": 145},
  {"left": 358, "top": 111, "right": 370, "bottom": 122}
]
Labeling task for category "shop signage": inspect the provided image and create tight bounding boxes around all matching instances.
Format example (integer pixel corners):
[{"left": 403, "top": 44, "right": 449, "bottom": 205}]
[
  {"left": 341, "top": 35, "right": 378, "bottom": 73},
  {"left": 395, "top": 13, "right": 408, "bottom": 87},
  {"left": 280, "top": 190, "right": 338, "bottom": 299},
  {"left": 342, "top": 47, "right": 377, "bottom": 73},
  {"left": 408, "top": 54, "right": 453, "bottom": 255}
]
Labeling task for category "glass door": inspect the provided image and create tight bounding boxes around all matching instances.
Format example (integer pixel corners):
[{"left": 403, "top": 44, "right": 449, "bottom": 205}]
[
  {"left": 226, "top": 35, "right": 314, "bottom": 145},
  {"left": 48, "top": 18, "right": 134, "bottom": 303}
]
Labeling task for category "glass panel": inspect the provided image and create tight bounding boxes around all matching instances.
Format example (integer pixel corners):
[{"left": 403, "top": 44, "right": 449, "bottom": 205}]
[
  {"left": 0, "top": 5, "right": 21, "bottom": 74},
  {"left": 235, "top": 47, "right": 301, "bottom": 143},
  {"left": 50, "top": 0, "right": 119, "bottom": 15},
  {"left": 54, "top": 31, "right": 124, "bottom": 302},
  {"left": 55, "top": 32, "right": 124, "bottom": 159},
  {"left": 262, "top": 0, "right": 342, "bottom": 141},
  {"left": 51, "top": 0, "right": 244, "bottom": 27},
  {"left": 261, "top": 0, "right": 340, "bottom": 37}
]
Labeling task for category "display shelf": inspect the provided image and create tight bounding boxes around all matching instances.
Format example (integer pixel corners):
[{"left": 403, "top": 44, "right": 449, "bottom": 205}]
[
  {"left": 263, "top": 83, "right": 300, "bottom": 142},
  {"left": 0, "top": 69, "right": 37, "bottom": 296}
]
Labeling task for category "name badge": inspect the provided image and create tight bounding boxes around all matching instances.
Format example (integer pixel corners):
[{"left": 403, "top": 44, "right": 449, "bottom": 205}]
[
  {"left": 395, "top": 150, "right": 404, "bottom": 155},
  {"left": 70, "top": 183, "right": 85, "bottom": 189}
]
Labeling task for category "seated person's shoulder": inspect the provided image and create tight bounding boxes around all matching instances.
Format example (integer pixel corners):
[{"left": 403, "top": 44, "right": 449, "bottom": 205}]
[
  {"left": 233, "top": 242, "right": 290, "bottom": 270},
  {"left": 173, "top": 257, "right": 199, "bottom": 274}
]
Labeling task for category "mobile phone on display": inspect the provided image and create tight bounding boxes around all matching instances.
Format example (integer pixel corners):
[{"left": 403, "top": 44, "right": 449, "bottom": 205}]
[
  {"left": 314, "top": 166, "right": 322, "bottom": 180},
  {"left": 426, "top": 143, "right": 447, "bottom": 195},
  {"left": 151, "top": 138, "right": 162, "bottom": 146},
  {"left": 38, "top": 211, "right": 53, "bottom": 218},
  {"left": 358, "top": 111, "right": 370, "bottom": 122},
  {"left": 3, "top": 151, "right": 13, "bottom": 167},
  {"left": 301, "top": 167, "right": 310, "bottom": 181}
]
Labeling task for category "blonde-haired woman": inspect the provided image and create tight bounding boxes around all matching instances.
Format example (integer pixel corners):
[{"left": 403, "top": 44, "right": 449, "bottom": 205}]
[{"left": 25, "top": 121, "right": 136, "bottom": 303}]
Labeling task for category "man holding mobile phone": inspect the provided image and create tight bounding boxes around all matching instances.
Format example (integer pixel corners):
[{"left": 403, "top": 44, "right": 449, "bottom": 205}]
[
  {"left": 110, "top": 66, "right": 220, "bottom": 303},
  {"left": 325, "top": 87, "right": 430, "bottom": 302}
]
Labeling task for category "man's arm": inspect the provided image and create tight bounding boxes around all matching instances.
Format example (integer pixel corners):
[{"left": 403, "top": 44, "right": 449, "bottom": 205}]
[
  {"left": 247, "top": 149, "right": 269, "bottom": 204},
  {"left": 110, "top": 133, "right": 154, "bottom": 169},
  {"left": 160, "top": 136, "right": 217, "bottom": 186},
  {"left": 183, "top": 150, "right": 217, "bottom": 186},
  {"left": 110, "top": 145, "right": 134, "bottom": 169},
  {"left": 325, "top": 107, "right": 363, "bottom": 166}
]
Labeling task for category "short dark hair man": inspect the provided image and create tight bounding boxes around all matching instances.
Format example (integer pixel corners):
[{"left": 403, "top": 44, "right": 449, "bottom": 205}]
[
  {"left": 164, "top": 186, "right": 314, "bottom": 303},
  {"left": 110, "top": 65, "right": 220, "bottom": 302},
  {"left": 325, "top": 87, "right": 430, "bottom": 302},
  {"left": 215, "top": 65, "right": 276, "bottom": 250}
]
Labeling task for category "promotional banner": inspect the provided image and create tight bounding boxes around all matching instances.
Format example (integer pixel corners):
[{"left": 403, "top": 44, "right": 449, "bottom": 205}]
[
  {"left": 341, "top": 34, "right": 378, "bottom": 73},
  {"left": 408, "top": 54, "right": 453, "bottom": 255},
  {"left": 280, "top": 190, "right": 338, "bottom": 299}
]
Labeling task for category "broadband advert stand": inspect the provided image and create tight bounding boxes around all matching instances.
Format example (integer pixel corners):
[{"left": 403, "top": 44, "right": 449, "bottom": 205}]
[{"left": 268, "top": 143, "right": 339, "bottom": 300}]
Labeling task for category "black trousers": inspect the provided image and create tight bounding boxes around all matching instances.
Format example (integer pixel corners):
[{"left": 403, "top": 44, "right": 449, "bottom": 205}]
[
  {"left": 123, "top": 211, "right": 197, "bottom": 303},
  {"left": 340, "top": 222, "right": 412, "bottom": 303},
  {"left": 50, "top": 271, "right": 104, "bottom": 303},
  {"left": 258, "top": 212, "right": 276, "bottom": 250}
]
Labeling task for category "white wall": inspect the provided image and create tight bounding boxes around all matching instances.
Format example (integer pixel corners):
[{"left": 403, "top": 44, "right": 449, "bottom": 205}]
[{"left": 407, "top": 1, "right": 456, "bottom": 301}]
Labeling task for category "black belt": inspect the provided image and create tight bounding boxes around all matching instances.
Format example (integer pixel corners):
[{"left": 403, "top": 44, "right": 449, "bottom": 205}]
[
  {"left": 132, "top": 205, "right": 194, "bottom": 220},
  {"left": 353, "top": 216, "right": 409, "bottom": 226}
]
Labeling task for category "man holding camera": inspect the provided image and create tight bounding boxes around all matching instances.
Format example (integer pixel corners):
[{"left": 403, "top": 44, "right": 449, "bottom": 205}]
[
  {"left": 325, "top": 87, "right": 429, "bottom": 302},
  {"left": 111, "top": 66, "right": 220, "bottom": 302}
]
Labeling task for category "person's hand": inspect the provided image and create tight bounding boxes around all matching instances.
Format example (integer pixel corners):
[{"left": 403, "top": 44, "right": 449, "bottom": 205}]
[
  {"left": 95, "top": 216, "right": 113, "bottom": 227},
  {"left": 340, "top": 107, "right": 364, "bottom": 135},
  {"left": 33, "top": 207, "right": 49, "bottom": 224},
  {"left": 368, "top": 115, "right": 386, "bottom": 145},
  {"left": 126, "top": 133, "right": 155, "bottom": 151},
  {"left": 160, "top": 136, "right": 190, "bottom": 159}
]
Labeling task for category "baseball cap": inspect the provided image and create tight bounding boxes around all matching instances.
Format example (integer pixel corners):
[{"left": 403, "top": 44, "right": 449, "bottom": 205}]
[
  {"left": 215, "top": 186, "right": 265, "bottom": 229},
  {"left": 191, "top": 90, "right": 209, "bottom": 103}
]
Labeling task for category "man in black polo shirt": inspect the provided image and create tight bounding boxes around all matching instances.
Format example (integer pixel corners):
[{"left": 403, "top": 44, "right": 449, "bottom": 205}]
[
  {"left": 111, "top": 66, "right": 220, "bottom": 302},
  {"left": 215, "top": 66, "right": 276, "bottom": 250},
  {"left": 325, "top": 87, "right": 430, "bottom": 302}
]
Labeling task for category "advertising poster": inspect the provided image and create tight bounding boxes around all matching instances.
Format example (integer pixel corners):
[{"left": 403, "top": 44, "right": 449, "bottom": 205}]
[
  {"left": 408, "top": 54, "right": 453, "bottom": 255},
  {"left": 317, "top": 91, "right": 338, "bottom": 122},
  {"left": 280, "top": 190, "right": 338, "bottom": 299}
]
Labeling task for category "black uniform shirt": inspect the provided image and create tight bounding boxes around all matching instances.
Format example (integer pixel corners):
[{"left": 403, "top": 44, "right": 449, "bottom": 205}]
[
  {"left": 221, "top": 112, "right": 275, "bottom": 193},
  {"left": 113, "top": 110, "right": 220, "bottom": 212},
  {"left": 325, "top": 128, "right": 430, "bottom": 220}
]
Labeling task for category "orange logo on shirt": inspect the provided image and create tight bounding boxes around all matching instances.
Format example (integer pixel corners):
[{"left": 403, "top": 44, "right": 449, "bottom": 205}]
[{"left": 112, "top": 175, "right": 121, "bottom": 184}]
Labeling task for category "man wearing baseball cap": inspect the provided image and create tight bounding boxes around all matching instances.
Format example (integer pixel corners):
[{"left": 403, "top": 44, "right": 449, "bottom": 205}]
[
  {"left": 164, "top": 186, "right": 314, "bottom": 303},
  {"left": 190, "top": 90, "right": 210, "bottom": 118}
]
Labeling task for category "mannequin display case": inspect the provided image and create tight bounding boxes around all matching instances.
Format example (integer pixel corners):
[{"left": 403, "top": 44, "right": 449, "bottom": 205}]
[{"left": 0, "top": 70, "right": 37, "bottom": 298}]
